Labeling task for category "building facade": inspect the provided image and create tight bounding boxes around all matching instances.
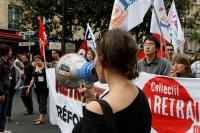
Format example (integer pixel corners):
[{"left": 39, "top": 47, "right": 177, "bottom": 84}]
[
  {"left": 185, "top": 0, "right": 200, "bottom": 54},
  {"left": 0, "top": 0, "right": 26, "bottom": 56}
]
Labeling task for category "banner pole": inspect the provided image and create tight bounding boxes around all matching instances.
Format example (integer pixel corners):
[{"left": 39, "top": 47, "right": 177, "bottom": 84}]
[
  {"left": 151, "top": 0, "right": 166, "bottom": 57},
  {"left": 42, "top": 41, "right": 47, "bottom": 68}
]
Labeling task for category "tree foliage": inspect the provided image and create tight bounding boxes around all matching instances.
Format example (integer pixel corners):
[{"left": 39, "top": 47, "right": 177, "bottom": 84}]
[
  {"left": 17, "top": 0, "right": 191, "bottom": 41},
  {"left": 17, "top": 0, "right": 113, "bottom": 39}
]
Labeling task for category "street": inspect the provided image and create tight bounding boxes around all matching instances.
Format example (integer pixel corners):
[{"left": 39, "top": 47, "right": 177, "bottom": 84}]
[{"left": 5, "top": 92, "right": 61, "bottom": 133}]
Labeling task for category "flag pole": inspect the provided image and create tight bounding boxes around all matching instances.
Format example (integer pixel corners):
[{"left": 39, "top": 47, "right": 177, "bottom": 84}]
[
  {"left": 151, "top": 0, "right": 166, "bottom": 58},
  {"left": 42, "top": 42, "right": 47, "bottom": 68}
]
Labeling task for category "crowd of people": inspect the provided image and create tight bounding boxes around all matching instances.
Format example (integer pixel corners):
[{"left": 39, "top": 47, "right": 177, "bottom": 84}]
[
  {"left": 0, "top": 29, "right": 200, "bottom": 133},
  {"left": 0, "top": 47, "right": 62, "bottom": 133}
]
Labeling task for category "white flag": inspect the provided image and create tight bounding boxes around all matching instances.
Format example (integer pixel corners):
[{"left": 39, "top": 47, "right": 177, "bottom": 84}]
[
  {"left": 109, "top": 0, "right": 151, "bottom": 31},
  {"left": 168, "top": 0, "right": 185, "bottom": 53},
  {"left": 85, "top": 23, "right": 96, "bottom": 51},
  {"left": 150, "top": 0, "right": 171, "bottom": 43}
]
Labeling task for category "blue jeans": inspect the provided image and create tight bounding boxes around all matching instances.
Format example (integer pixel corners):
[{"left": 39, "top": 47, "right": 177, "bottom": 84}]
[{"left": 0, "top": 94, "right": 8, "bottom": 132}]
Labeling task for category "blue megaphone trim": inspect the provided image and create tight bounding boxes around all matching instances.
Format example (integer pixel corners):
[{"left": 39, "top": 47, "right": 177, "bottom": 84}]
[{"left": 76, "top": 62, "right": 97, "bottom": 82}]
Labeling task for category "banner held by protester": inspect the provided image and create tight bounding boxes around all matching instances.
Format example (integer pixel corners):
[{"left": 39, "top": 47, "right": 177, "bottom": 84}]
[{"left": 47, "top": 68, "right": 200, "bottom": 133}]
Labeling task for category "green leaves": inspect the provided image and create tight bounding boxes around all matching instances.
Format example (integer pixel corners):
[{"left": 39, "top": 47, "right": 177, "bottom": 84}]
[{"left": 18, "top": 0, "right": 191, "bottom": 41}]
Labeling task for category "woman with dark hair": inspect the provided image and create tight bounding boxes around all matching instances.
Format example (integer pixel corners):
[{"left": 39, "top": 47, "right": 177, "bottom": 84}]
[
  {"left": 26, "top": 55, "right": 48, "bottom": 125},
  {"left": 170, "top": 55, "right": 195, "bottom": 78},
  {"left": 85, "top": 49, "right": 95, "bottom": 62},
  {"left": 72, "top": 29, "right": 152, "bottom": 133}
]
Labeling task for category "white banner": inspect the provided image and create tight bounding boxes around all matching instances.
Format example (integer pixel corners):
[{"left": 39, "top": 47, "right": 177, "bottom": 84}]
[
  {"left": 46, "top": 68, "right": 83, "bottom": 133},
  {"left": 109, "top": 0, "right": 151, "bottom": 31},
  {"left": 47, "top": 68, "right": 200, "bottom": 133}
]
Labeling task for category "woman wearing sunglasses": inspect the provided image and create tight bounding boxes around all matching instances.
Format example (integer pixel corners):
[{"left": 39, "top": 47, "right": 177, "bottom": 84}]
[{"left": 73, "top": 29, "right": 152, "bottom": 133}]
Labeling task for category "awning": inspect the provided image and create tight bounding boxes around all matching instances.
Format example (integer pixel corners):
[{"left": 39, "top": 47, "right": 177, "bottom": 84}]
[{"left": 0, "top": 29, "right": 26, "bottom": 43}]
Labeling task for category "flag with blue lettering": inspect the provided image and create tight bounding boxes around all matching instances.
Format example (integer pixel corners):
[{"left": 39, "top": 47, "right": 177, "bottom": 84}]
[
  {"left": 150, "top": 0, "right": 171, "bottom": 43},
  {"left": 109, "top": 0, "right": 151, "bottom": 31}
]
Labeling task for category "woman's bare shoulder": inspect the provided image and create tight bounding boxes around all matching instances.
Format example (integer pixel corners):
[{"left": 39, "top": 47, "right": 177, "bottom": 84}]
[{"left": 86, "top": 101, "right": 103, "bottom": 115}]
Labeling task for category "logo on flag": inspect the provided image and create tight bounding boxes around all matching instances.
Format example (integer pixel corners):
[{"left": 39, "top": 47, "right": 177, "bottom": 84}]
[
  {"left": 150, "top": 0, "right": 171, "bottom": 43},
  {"left": 109, "top": 0, "right": 151, "bottom": 31}
]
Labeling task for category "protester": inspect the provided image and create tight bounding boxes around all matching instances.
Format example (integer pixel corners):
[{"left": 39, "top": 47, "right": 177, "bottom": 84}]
[
  {"left": 72, "top": 29, "right": 152, "bottom": 133},
  {"left": 49, "top": 50, "right": 60, "bottom": 68},
  {"left": 14, "top": 54, "right": 24, "bottom": 91},
  {"left": 0, "top": 44, "right": 12, "bottom": 133},
  {"left": 138, "top": 35, "right": 171, "bottom": 75},
  {"left": 26, "top": 55, "right": 48, "bottom": 125},
  {"left": 191, "top": 55, "right": 200, "bottom": 78},
  {"left": 21, "top": 53, "right": 34, "bottom": 115},
  {"left": 6, "top": 56, "right": 16, "bottom": 122},
  {"left": 85, "top": 49, "right": 95, "bottom": 62},
  {"left": 165, "top": 44, "right": 175, "bottom": 63},
  {"left": 170, "top": 55, "right": 195, "bottom": 78}
]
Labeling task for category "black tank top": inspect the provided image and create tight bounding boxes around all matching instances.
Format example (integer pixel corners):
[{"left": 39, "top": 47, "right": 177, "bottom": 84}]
[
  {"left": 72, "top": 89, "right": 152, "bottom": 133},
  {"left": 33, "top": 68, "right": 48, "bottom": 94}
]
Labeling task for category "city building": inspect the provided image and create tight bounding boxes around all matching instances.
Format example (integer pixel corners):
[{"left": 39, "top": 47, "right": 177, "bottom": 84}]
[
  {"left": 184, "top": 0, "right": 200, "bottom": 54},
  {"left": 0, "top": 0, "right": 26, "bottom": 55}
]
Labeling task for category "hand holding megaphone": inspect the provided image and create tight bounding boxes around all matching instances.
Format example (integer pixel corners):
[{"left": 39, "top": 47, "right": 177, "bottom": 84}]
[{"left": 79, "top": 83, "right": 96, "bottom": 103}]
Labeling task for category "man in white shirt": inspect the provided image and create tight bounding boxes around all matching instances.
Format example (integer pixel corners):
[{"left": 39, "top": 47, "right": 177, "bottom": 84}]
[
  {"left": 191, "top": 57, "right": 200, "bottom": 78},
  {"left": 14, "top": 54, "right": 24, "bottom": 90}
]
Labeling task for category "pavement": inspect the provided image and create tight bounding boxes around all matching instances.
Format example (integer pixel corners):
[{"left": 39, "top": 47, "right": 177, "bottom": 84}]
[{"left": 5, "top": 92, "right": 61, "bottom": 133}]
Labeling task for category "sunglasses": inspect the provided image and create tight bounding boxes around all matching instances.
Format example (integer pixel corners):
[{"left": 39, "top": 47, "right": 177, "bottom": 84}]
[{"left": 99, "top": 29, "right": 109, "bottom": 39}]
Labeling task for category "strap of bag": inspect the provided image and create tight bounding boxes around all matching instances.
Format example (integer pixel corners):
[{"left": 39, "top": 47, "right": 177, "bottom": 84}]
[{"left": 97, "top": 99, "right": 118, "bottom": 133}]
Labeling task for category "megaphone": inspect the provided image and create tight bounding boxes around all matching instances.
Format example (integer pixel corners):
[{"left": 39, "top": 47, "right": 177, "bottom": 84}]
[{"left": 55, "top": 53, "right": 98, "bottom": 89}]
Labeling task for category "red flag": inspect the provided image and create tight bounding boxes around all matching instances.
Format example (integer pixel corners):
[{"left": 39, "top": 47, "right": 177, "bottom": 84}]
[
  {"left": 77, "top": 40, "right": 88, "bottom": 57},
  {"left": 138, "top": 50, "right": 145, "bottom": 60},
  {"left": 152, "top": 33, "right": 169, "bottom": 45},
  {"left": 39, "top": 16, "right": 48, "bottom": 57},
  {"left": 152, "top": 33, "right": 168, "bottom": 58}
]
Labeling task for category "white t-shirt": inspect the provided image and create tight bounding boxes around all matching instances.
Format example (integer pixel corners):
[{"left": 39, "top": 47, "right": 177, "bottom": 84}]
[{"left": 191, "top": 61, "right": 200, "bottom": 78}]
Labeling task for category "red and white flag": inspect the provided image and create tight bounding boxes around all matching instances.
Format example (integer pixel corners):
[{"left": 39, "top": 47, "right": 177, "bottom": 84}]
[
  {"left": 39, "top": 16, "right": 48, "bottom": 57},
  {"left": 77, "top": 40, "right": 88, "bottom": 57},
  {"left": 78, "top": 23, "right": 95, "bottom": 56},
  {"left": 150, "top": 0, "right": 171, "bottom": 43}
]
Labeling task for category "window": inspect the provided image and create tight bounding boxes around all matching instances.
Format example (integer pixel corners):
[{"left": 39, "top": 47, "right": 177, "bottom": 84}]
[{"left": 8, "top": 4, "right": 21, "bottom": 30}]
